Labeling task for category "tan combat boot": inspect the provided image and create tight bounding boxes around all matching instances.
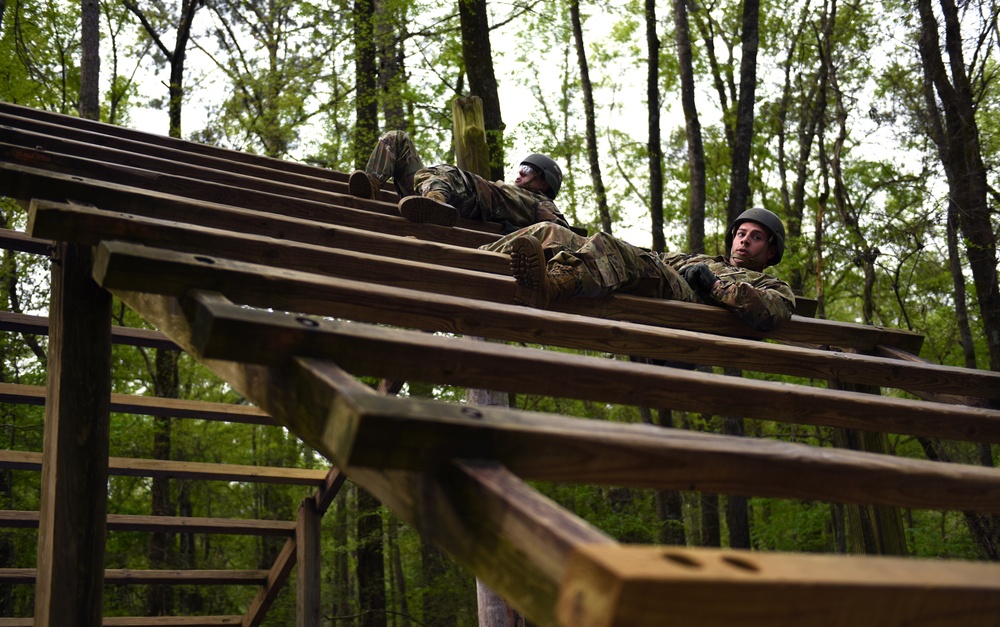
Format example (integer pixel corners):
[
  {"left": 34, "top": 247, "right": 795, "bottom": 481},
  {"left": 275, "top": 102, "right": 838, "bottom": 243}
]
[
  {"left": 397, "top": 192, "right": 459, "bottom": 227},
  {"left": 348, "top": 170, "right": 381, "bottom": 199}
]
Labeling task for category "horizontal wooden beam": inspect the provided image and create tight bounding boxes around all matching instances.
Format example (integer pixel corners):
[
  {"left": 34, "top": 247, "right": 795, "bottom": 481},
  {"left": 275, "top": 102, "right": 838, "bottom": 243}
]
[
  {"left": 0, "top": 450, "right": 328, "bottom": 485},
  {"left": 0, "top": 569, "right": 268, "bottom": 585},
  {"left": 0, "top": 510, "right": 295, "bottom": 535},
  {"left": 0, "top": 617, "right": 244, "bottom": 627},
  {"left": 83, "top": 234, "right": 934, "bottom": 385},
  {"left": 0, "top": 309, "right": 179, "bottom": 349},
  {"left": 0, "top": 228, "right": 52, "bottom": 255},
  {"left": 175, "top": 288, "right": 1000, "bottom": 446},
  {"left": 0, "top": 148, "right": 497, "bottom": 250},
  {"left": 0, "top": 382, "right": 273, "bottom": 424},
  {"left": 557, "top": 544, "right": 1000, "bottom": 626}
]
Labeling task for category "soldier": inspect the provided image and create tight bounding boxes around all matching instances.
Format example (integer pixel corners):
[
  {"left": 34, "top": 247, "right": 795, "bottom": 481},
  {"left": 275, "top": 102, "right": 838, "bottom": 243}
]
[
  {"left": 483, "top": 207, "right": 795, "bottom": 331},
  {"left": 348, "top": 130, "right": 570, "bottom": 233}
]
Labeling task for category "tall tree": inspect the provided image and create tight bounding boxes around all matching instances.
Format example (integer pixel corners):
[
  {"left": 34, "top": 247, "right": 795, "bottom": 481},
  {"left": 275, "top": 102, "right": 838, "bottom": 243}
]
[
  {"left": 915, "top": 0, "right": 1000, "bottom": 373},
  {"left": 570, "top": 0, "right": 611, "bottom": 233},
  {"left": 124, "top": 0, "right": 203, "bottom": 138},
  {"left": 672, "top": 0, "right": 706, "bottom": 253},
  {"left": 647, "top": 0, "right": 666, "bottom": 252},
  {"left": 725, "top": 0, "right": 760, "bottom": 224},
  {"left": 457, "top": 0, "right": 505, "bottom": 179},
  {"left": 354, "top": 0, "right": 379, "bottom": 167}
]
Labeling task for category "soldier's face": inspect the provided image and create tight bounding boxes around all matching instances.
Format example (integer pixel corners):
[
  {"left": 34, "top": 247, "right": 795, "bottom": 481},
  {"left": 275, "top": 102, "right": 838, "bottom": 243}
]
[
  {"left": 515, "top": 165, "right": 549, "bottom": 194},
  {"left": 729, "top": 222, "right": 776, "bottom": 271}
]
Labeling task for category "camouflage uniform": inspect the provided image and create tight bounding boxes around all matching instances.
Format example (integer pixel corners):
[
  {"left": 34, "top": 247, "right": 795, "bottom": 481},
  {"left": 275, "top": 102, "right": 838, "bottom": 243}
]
[
  {"left": 483, "top": 222, "right": 796, "bottom": 331},
  {"left": 365, "top": 131, "right": 570, "bottom": 233}
]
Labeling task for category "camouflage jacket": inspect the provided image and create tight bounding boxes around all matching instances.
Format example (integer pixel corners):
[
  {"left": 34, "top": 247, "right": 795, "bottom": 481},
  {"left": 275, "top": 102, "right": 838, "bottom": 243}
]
[
  {"left": 662, "top": 252, "right": 796, "bottom": 331},
  {"left": 415, "top": 165, "right": 569, "bottom": 232}
]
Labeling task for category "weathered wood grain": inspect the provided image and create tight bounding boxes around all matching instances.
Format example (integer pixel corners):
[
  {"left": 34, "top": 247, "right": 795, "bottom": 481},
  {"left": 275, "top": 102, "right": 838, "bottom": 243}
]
[
  {"left": 0, "top": 511, "right": 296, "bottom": 535},
  {"left": 557, "top": 544, "right": 1000, "bottom": 627}
]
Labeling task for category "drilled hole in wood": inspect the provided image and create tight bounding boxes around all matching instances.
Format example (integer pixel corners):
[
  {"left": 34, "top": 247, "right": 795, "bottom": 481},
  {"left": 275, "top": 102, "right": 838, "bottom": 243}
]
[
  {"left": 296, "top": 317, "right": 319, "bottom": 327},
  {"left": 662, "top": 552, "right": 701, "bottom": 568},
  {"left": 722, "top": 556, "right": 760, "bottom": 572},
  {"left": 194, "top": 256, "right": 216, "bottom": 264}
]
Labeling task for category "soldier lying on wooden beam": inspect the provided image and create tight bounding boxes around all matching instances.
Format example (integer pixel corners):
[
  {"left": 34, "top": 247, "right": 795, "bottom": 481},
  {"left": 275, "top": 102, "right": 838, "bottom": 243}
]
[
  {"left": 483, "top": 207, "right": 796, "bottom": 332},
  {"left": 349, "top": 130, "right": 571, "bottom": 233}
]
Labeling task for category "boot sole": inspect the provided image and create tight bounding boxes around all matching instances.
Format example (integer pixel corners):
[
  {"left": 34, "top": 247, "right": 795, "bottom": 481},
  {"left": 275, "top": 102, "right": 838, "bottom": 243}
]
[
  {"left": 348, "top": 170, "right": 375, "bottom": 199},
  {"left": 398, "top": 196, "right": 458, "bottom": 227},
  {"left": 510, "top": 236, "right": 549, "bottom": 308}
]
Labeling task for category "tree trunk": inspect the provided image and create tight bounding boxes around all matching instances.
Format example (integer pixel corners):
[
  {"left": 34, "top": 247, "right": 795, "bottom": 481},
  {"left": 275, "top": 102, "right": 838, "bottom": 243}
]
[
  {"left": 357, "top": 488, "right": 387, "bottom": 627},
  {"left": 646, "top": 0, "right": 665, "bottom": 252},
  {"left": 457, "top": 0, "right": 505, "bottom": 179},
  {"left": 570, "top": 0, "right": 611, "bottom": 233},
  {"left": 653, "top": 408, "right": 686, "bottom": 546},
  {"left": 79, "top": 0, "right": 100, "bottom": 119},
  {"left": 916, "top": 0, "right": 1000, "bottom": 373},
  {"left": 375, "top": 0, "right": 408, "bottom": 131},
  {"left": 672, "top": 0, "right": 705, "bottom": 253},
  {"left": 725, "top": 0, "right": 760, "bottom": 224},
  {"left": 354, "top": 0, "right": 379, "bottom": 168}
]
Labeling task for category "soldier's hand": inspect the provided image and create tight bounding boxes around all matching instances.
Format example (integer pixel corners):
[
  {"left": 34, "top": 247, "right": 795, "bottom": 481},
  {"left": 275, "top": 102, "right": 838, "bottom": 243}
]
[{"left": 679, "top": 263, "right": 719, "bottom": 296}]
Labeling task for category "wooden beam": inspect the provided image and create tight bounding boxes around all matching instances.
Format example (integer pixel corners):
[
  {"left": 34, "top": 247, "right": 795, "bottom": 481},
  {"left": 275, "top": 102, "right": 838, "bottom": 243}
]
[
  {"left": 34, "top": 241, "right": 112, "bottom": 625},
  {"left": 0, "top": 150, "right": 499, "bottom": 248},
  {"left": 85, "top": 238, "right": 931, "bottom": 374},
  {"left": 0, "top": 510, "right": 295, "bottom": 535},
  {"left": 557, "top": 544, "right": 1000, "bottom": 627},
  {"left": 0, "top": 310, "right": 179, "bottom": 349},
  {"left": 0, "top": 228, "right": 52, "bottom": 255},
  {"left": 0, "top": 450, "right": 328, "bottom": 485},
  {"left": 0, "top": 569, "right": 269, "bottom": 585},
  {"left": 176, "top": 289, "right": 1000, "bottom": 446},
  {"left": 0, "top": 382, "right": 273, "bottom": 424},
  {"left": 296, "top": 499, "right": 321, "bottom": 627},
  {"left": 0, "top": 617, "right": 244, "bottom": 627},
  {"left": 29, "top": 199, "right": 507, "bottom": 275}
]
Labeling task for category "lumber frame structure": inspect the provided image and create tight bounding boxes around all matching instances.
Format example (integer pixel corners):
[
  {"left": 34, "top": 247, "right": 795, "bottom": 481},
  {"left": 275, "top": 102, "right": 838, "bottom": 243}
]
[{"left": 1, "top": 101, "right": 1000, "bottom": 625}]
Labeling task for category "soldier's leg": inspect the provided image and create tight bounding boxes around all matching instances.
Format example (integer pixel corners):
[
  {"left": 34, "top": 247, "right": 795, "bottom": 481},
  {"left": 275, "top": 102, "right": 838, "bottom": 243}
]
[{"left": 351, "top": 131, "right": 427, "bottom": 199}]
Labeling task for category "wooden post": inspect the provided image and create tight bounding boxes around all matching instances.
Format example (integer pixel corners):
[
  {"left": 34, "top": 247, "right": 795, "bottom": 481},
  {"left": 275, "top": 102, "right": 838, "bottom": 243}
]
[
  {"left": 453, "top": 96, "right": 525, "bottom": 627},
  {"left": 296, "top": 498, "right": 321, "bottom": 627},
  {"left": 35, "top": 242, "right": 112, "bottom": 625}
]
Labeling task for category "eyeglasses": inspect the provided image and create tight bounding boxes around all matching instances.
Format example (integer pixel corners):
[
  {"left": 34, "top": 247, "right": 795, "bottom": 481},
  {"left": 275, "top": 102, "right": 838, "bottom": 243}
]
[{"left": 518, "top": 164, "right": 539, "bottom": 177}]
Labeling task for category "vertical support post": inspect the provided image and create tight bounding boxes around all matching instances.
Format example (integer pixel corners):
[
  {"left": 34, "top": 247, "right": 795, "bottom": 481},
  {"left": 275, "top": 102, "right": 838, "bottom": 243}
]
[
  {"left": 35, "top": 242, "right": 112, "bottom": 625},
  {"left": 453, "top": 96, "right": 525, "bottom": 627},
  {"left": 297, "top": 498, "right": 321, "bottom": 627}
]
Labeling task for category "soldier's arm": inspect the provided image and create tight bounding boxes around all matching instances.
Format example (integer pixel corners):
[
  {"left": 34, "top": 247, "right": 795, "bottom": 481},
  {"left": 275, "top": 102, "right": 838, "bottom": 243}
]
[{"left": 708, "top": 279, "right": 795, "bottom": 332}]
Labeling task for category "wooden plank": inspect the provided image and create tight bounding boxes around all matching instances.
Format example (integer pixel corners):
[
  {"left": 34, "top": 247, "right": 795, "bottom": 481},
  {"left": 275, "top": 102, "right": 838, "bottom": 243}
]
[
  {"left": 0, "top": 109, "right": 371, "bottom": 197},
  {"left": 28, "top": 200, "right": 510, "bottom": 300},
  {"left": 0, "top": 228, "right": 52, "bottom": 255},
  {"left": 94, "top": 289, "right": 1000, "bottom": 516},
  {"left": 99, "top": 288, "right": 613, "bottom": 626},
  {"left": 0, "top": 382, "right": 273, "bottom": 424},
  {"left": 176, "top": 289, "right": 1000, "bottom": 447},
  {"left": 0, "top": 148, "right": 500, "bottom": 247},
  {"left": 0, "top": 569, "right": 269, "bottom": 585},
  {"left": 0, "top": 99, "right": 344, "bottom": 182},
  {"left": 34, "top": 241, "right": 111, "bottom": 626},
  {"left": 0, "top": 450, "right": 328, "bottom": 485},
  {"left": 0, "top": 510, "right": 295, "bottom": 535},
  {"left": 0, "top": 618, "right": 244, "bottom": 627},
  {"left": 557, "top": 544, "right": 1000, "bottom": 627},
  {"left": 88, "top": 240, "right": 934, "bottom": 381},
  {"left": 0, "top": 310, "right": 179, "bottom": 349},
  {"left": 29, "top": 199, "right": 508, "bottom": 274}
]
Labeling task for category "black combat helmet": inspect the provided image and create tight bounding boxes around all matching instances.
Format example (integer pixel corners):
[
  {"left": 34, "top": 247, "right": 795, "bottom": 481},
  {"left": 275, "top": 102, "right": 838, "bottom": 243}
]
[
  {"left": 520, "top": 154, "right": 563, "bottom": 200},
  {"left": 726, "top": 207, "right": 786, "bottom": 265}
]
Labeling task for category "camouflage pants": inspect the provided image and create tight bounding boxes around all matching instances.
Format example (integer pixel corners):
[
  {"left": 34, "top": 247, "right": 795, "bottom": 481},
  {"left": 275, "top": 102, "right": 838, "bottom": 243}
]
[
  {"left": 365, "top": 130, "right": 426, "bottom": 197},
  {"left": 485, "top": 223, "right": 700, "bottom": 301},
  {"left": 366, "top": 130, "right": 489, "bottom": 220}
]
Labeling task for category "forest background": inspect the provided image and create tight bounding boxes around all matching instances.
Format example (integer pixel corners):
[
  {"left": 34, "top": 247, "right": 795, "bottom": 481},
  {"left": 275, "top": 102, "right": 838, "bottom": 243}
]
[{"left": 0, "top": 0, "right": 999, "bottom": 624}]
